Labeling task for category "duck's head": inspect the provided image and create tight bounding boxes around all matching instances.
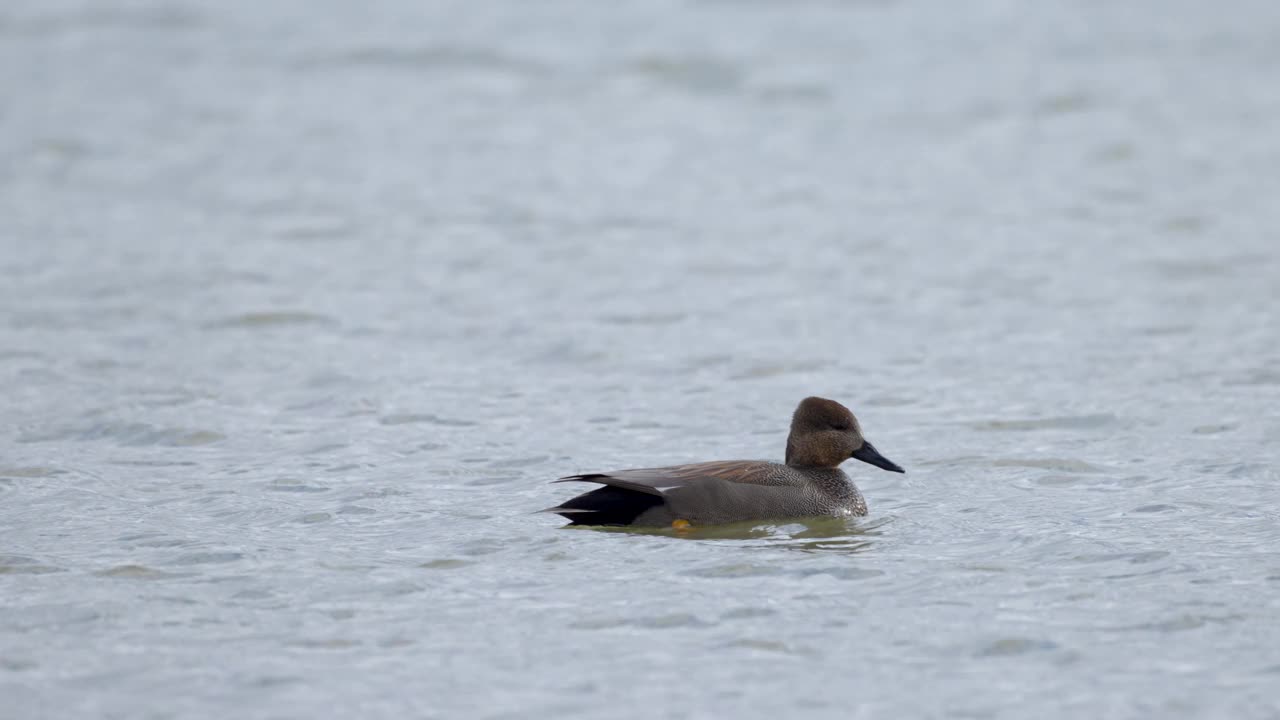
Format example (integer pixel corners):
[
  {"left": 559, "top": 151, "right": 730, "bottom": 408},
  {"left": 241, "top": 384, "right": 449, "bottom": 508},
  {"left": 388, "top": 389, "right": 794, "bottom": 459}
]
[{"left": 785, "top": 396, "right": 905, "bottom": 472}]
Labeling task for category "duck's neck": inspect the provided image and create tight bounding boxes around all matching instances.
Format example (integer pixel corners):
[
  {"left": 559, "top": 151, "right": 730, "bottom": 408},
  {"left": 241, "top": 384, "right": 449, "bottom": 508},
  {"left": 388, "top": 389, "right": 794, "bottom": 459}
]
[
  {"left": 785, "top": 436, "right": 803, "bottom": 465},
  {"left": 785, "top": 437, "right": 838, "bottom": 468}
]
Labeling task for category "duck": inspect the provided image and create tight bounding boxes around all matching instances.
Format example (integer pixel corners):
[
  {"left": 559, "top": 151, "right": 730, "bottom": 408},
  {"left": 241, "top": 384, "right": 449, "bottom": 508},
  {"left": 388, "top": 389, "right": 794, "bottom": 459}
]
[{"left": 547, "top": 396, "right": 904, "bottom": 527}]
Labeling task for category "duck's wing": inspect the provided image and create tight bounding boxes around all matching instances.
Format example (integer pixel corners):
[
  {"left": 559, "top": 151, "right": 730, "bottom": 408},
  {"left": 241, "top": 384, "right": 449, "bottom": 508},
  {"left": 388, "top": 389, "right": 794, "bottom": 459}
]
[
  {"left": 554, "top": 460, "right": 781, "bottom": 495},
  {"left": 550, "top": 461, "right": 812, "bottom": 525}
]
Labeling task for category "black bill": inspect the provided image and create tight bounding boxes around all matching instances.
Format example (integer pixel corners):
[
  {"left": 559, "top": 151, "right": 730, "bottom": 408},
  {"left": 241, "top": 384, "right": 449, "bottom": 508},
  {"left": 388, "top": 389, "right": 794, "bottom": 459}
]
[{"left": 851, "top": 441, "right": 905, "bottom": 473}]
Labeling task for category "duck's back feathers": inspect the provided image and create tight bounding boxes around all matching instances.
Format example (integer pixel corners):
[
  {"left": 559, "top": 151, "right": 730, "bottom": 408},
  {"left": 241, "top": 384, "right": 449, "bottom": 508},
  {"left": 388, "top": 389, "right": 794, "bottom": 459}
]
[{"left": 549, "top": 461, "right": 858, "bottom": 526}]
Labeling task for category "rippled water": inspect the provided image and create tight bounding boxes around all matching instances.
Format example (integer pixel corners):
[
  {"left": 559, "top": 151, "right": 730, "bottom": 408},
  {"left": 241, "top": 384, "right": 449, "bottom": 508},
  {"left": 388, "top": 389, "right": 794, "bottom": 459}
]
[{"left": 3, "top": 0, "right": 1280, "bottom": 717}]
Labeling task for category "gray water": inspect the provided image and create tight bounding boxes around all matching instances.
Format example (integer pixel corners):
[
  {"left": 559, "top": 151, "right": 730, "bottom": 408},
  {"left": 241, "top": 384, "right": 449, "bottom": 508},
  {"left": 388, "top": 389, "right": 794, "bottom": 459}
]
[{"left": 3, "top": 0, "right": 1280, "bottom": 717}]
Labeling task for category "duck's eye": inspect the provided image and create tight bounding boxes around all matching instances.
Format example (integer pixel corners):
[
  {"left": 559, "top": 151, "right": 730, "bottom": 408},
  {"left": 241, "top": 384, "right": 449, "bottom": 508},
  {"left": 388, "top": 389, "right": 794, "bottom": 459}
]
[{"left": 832, "top": 423, "right": 850, "bottom": 431}]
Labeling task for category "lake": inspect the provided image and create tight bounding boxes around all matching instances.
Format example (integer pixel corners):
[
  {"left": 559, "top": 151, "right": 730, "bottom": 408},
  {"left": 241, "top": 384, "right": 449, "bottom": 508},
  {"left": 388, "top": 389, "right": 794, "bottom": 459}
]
[{"left": 2, "top": 0, "right": 1279, "bottom": 717}]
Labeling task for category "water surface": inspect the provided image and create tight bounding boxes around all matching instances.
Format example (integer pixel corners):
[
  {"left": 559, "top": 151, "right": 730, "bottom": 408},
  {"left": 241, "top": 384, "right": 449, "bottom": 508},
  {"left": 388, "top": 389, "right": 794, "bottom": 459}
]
[{"left": 2, "top": 0, "right": 1279, "bottom": 717}]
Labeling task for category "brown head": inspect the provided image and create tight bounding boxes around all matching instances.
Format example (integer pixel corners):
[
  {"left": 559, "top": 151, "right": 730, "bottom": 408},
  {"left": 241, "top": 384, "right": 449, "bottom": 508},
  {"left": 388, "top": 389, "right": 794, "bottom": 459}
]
[{"left": 784, "top": 396, "right": 905, "bottom": 472}]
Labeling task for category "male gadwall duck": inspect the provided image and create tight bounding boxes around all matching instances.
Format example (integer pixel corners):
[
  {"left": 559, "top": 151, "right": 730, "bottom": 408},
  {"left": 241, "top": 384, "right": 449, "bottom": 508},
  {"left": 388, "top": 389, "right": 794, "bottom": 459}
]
[{"left": 548, "top": 396, "right": 904, "bottom": 527}]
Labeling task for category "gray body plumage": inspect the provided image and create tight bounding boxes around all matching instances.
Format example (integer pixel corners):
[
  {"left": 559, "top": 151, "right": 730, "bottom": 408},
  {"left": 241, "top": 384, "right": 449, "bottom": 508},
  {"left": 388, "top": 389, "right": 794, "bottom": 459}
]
[{"left": 553, "top": 461, "right": 867, "bottom": 527}]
